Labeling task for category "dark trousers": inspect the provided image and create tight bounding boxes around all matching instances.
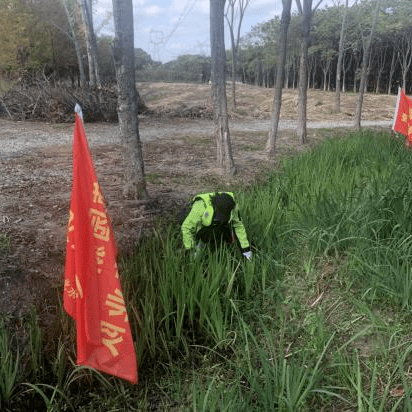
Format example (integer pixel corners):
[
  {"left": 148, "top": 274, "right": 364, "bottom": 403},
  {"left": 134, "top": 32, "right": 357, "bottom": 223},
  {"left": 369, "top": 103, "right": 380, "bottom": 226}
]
[{"left": 196, "top": 223, "right": 235, "bottom": 251}]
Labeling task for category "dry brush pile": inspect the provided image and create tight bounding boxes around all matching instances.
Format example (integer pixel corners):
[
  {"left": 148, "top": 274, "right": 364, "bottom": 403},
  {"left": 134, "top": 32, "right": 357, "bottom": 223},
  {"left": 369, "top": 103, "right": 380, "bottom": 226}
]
[
  {"left": 0, "top": 77, "right": 146, "bottom": 123},
  {"left": 0, "top": 77, "right": 216, "bottom": 123}
]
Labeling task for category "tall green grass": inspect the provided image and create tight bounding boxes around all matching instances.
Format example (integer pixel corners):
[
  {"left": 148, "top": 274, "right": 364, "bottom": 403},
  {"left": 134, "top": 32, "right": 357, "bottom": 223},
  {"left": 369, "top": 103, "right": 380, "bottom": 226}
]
[
  {"left": 0, "top": 318, "right": 20, "bottom": 409},
  {"left": 121, "top": 226, "right": 261, "bottom": 364},
  {"left": 5, "top": 130, "right": 412, "bottom": 410},
  {"left": 244, "top": 131, "right": 412, "bottom": 307}
]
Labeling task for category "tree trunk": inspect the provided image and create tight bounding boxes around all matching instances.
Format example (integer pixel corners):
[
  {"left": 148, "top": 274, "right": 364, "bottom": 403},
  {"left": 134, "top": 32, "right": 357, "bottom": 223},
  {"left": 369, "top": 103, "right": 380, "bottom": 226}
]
[
  {"left": 265, "top": 0, "right": 292, "bottom": 157},
  {"left": 352, "top": 52, "right": 361, "bottom": 93},
  {"left": 297, "top": 0, "right": 313, "bottom": 145},
  {"left": 231, "top": 49, "right": 236, "bottom": 109},
  {"left": 335, "top": 0, "right": 348, "bottom": 113},
  {"left": 387, "top": 48, "right": 396, "bottom": 94},
  {"left": 353, "top": 0, "right": 380, "bottom": 130},
  {"left": 397, "top": 31, "right": 412, "bottom": 93},
  {"left": 328, "top": 67, "right": 331, "bottom": 90},
  {"left": 225, "top": 0, "right": 250, "bottom": 111},
  {"left": 81, "top": 0, "right": 100, "bottom": 87},
  {"left": 312, "top": 57, "right": 317, "bottom": 88},
  {"left": 210, "top": 0, "right": 236, "bottom": 175},
  {"left": 374, "top": 46, "right": 386, "bottom": 93},
  {"left": 62, "top": 0, "right": 86, "bottom": 87},
  {"left": 112, "top": 0, "right": 148, "bottom": 199}
]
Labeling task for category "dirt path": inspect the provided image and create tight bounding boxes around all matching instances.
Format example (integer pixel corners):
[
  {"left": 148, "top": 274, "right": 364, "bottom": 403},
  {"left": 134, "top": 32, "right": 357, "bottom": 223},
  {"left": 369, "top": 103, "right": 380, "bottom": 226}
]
[{"left": 0, "top": 117, "right": 393, "bottom": 159}]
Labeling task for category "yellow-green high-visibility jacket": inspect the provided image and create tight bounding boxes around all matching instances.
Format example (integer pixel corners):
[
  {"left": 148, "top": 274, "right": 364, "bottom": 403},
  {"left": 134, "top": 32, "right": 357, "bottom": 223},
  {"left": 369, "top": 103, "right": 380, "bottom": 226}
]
[{"left": 181, "top": 192, "right": 250, "bottom": 251}]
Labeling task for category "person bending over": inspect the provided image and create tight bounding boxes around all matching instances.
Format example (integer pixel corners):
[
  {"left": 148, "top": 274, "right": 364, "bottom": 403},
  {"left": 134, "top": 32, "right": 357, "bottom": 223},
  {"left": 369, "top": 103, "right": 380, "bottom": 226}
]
[{"left": 181, "top": 191, "right": 251, "bottom": 260}]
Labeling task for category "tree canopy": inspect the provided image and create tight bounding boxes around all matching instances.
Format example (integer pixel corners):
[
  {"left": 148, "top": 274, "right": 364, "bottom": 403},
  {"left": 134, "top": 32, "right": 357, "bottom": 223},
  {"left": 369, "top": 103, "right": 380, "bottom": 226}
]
[
  {"left": 238, "top": 0, "right": 412, "bottom": 93},
  {"left": 1, "top": 0, "right": 412, "bottom": 93}
]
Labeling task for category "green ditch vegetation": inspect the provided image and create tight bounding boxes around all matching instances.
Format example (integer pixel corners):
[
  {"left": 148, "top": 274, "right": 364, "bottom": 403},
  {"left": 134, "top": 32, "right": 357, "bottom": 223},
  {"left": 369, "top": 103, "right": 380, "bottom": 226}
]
[
  {"left": 0, "top": 233, "right": 11, "bottom": 256},
  {"left": 3, "top": 130, "right": 412, "bottom": 410}
]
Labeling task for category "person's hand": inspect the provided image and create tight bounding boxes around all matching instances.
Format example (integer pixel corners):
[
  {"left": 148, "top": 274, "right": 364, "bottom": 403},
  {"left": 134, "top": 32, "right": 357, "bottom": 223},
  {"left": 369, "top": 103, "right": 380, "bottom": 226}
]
[{"left": 242, "top": 250, "right": 252, "bottom": 260}]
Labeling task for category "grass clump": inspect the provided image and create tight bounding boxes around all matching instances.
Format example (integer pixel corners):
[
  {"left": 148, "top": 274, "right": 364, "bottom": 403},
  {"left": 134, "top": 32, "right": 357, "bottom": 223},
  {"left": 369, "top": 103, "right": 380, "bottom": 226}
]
[{"left": 0, "top": 318, "right": 20, "bottom": 409}]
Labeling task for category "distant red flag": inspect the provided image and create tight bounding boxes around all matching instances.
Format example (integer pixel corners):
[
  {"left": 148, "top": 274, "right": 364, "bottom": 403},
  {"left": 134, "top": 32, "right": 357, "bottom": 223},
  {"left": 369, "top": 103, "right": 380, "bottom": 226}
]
[
  {"left": 63, "top": 104, "right": 138, "bottom": 384},
  {"left": 393, "top": 88, "right": 412, "bottom": 147}
]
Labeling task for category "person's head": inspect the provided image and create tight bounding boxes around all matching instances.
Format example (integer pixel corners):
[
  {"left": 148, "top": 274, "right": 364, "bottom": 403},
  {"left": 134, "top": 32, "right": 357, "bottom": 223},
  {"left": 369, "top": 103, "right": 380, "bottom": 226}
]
[{"left": 212, "top": 192, "right": 235, "bottom": 224}]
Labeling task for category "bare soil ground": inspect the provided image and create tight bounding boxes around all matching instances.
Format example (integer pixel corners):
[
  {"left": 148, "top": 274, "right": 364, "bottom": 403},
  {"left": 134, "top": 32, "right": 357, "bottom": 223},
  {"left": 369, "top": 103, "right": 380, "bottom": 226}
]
[{"left": 0, "top": 83, "right": 397, "bottom": 316}]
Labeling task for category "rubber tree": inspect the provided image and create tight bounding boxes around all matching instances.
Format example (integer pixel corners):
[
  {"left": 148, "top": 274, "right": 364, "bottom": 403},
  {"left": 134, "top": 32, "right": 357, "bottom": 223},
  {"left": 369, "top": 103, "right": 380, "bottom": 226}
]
[
  {"left": 111, "top": 0, "right": 148, "bottom": 199},
  {"left": 295, "top": 0, "right": 323, "bottom": 145},
  {"left": 210, "top": 0, "right": 236, "bottom": 175},
  {"left": 334, "top": 0, "right": 350, "bottom": 113},
  {"left": 397, "top": 29, "right": 412, "bottom": 92},
  {"left": 225, "top": 0, "right": 250, "bottom": 110},
  {"left": 353, "top": 0, "right": 380, "bottom": 130},
  {"left": 265, "top": 0, "right": 293, "bottom": 157},
  {"left": 81, "top": 0, "right": 100, "bottom": 87},
  {"left": 61, "top": 0, "right": 86, "bottom": 87}
]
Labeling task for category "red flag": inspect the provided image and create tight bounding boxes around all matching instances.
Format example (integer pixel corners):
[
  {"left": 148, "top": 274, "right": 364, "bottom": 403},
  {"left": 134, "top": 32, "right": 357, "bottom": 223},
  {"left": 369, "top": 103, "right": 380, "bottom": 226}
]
[
  {"left": 393, "top": 88, "right": 412, "bottom": 147},
  {"left": 63, "top": 104, "right": 138, "bottom": 384}
]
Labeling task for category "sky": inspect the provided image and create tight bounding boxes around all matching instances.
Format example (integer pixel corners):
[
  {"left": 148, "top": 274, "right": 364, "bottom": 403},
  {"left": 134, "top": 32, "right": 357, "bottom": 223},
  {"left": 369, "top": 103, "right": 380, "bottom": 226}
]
[{"left": 94, "top": 0, "right": 336, "bottom": 64}]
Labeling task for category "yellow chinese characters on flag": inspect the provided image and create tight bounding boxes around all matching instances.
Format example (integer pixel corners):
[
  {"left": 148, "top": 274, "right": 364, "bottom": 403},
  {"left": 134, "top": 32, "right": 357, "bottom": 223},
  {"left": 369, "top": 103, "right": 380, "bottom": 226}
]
[
  {"left": 393, "top": 88, "right": 412, "bottom": 147},
  {"left": 63, "top": 104, "right": 138, "bottom": 384}
]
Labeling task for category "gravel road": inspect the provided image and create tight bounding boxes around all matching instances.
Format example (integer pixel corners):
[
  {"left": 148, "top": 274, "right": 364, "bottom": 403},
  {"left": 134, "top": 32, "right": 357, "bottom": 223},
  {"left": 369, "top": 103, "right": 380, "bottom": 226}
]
[{"left": 0, "top": 118, "right": 393, "bottom": 159}]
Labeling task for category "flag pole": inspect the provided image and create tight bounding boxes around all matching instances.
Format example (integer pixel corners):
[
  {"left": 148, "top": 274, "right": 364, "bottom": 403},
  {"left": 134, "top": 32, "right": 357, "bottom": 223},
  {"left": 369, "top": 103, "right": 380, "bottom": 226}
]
[
  {"left": 74, "top": 103, "right": 83, "bottom": 120},
  {"left": 392, "top": 87, "right": 402, "bottom": 132}
]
